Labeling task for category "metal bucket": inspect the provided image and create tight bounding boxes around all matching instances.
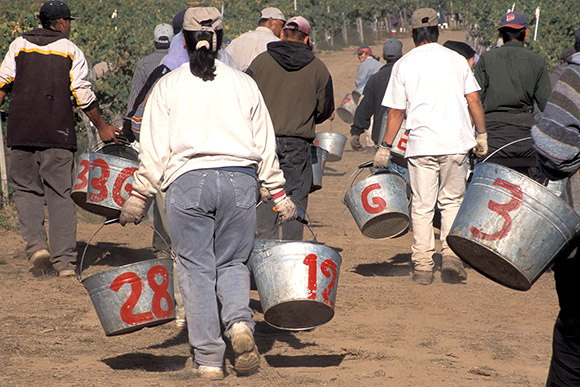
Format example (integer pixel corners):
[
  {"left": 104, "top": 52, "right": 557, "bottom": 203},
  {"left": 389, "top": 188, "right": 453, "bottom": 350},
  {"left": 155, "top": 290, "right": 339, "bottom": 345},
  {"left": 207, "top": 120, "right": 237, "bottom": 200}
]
[
  {"left": 248, "top": 241, "right": 341, "bottom": 330},
  {"left": 378, "top": 115, "right": 408, "bottom": 167},
  {"left": 79, "top": 220, "right": 175, "bottom": 336},
  {"left": 447, "top": 163, "right": 580, "bottom": 291},
  {"left": 310, "top": 145, "right": 328, "bottom": 193},
  {"left": 315, "top": 132, "right": 347, "bottom": 162},
  {"left": 352, "top": 81, "right": 366, "bottom": 104},
  {"left": 343, "top": 168, "right": 410, "bottom": 239},
  {"left": 86, "top": 144, "right": 139, "bottom": 218},
  {"left": 72, "top": 152, "right": 94, "bottom": 213},
  {"left": 336, "top": 93, "right": 357, "bottom": 124}
]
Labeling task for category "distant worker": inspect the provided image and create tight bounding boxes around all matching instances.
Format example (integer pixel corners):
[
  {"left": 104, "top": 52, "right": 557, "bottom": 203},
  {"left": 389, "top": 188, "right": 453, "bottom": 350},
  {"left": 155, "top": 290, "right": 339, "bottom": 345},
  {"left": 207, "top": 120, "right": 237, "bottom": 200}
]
[
  {"left": 225, "top": 7, "right": 286, "bottom": 72},
  {"left": 550, "top": 46, "right": 575, "bottom": 88},
  {"left": 474, "top": 12, "right": 551, "bottom": 182},
  {"left": 374, "top": 8, "right": 487, "bottom": 285},
  {"left": 248, "top": 16, "right": 334, "bottom": 241},
  {"left": 354, "top": 45, "right": 382, "bottom": 87},
  {"left": 0, "top": 0, "right": 120, "bottom": 277},
  {"left": 126, "top": 23, "right": 174, "bottom": 114},
  {"left": 350, "top": 39, "right": 403, "bottom": 152},
  {"left": 442, "top": 40, "right": 476, "bottom": 69}
]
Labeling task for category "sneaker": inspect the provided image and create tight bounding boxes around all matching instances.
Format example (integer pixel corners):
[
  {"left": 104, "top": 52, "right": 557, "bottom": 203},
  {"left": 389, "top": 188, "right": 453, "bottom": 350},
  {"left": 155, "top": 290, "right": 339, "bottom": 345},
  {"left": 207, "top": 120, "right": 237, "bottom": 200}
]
[
  {"left": 231, "top": 321, "right": 260, "bottom": 375},
  {"left": 441, "top": 256, "right": 467, "bottom": 283},
  {"left": 29, "top": 249, "right": 51, "bottom": 276},
  {"left": 58, "top": 269, "right": 76, "bottom": 277},
  {"left": 412, "top": 269, "right": 434, "bottom": 285},
  {"left": 195, "top": 364, "right": 224, "bottom": 380}
]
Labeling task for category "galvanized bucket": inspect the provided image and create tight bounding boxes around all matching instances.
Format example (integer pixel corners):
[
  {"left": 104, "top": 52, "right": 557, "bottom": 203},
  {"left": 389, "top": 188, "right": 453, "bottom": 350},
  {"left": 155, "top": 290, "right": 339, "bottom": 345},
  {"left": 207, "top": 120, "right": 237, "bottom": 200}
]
[
  {"left": 86, "top": 143, "right": 139, "bottom": 218},
  {"left": 352, "top": 81, "right": 366, "bottom": 104},
  {"left": 377, "top": 115, "right": 408, "bottom": 167},
  {"left": 315, "top": 132, "right": 347, "bottom": 162},
  {"left": 79, "top": 219, "right": 175, "bottom": 336},
  {"left": 343, "top": 167, "right": 410, "bottom": 239},
  {"left": 248, "top": 241, "right": 342, "bottom": 330},
  {"left": 310, "top": 145, "right": 328, "bottom": 193},
  {"left": 336, "top": 93, "right": 357, "bottom": 124},
  {"left": 447, "top": 163, "right": 580, "bottom": 291},
  {"left": 72, "top": 152, "right": 94, "bottom": 213}
]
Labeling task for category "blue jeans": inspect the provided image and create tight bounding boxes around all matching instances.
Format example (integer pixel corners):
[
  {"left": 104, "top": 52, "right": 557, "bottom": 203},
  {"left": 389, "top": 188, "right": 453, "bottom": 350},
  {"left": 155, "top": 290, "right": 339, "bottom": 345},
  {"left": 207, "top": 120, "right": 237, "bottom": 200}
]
[{"left": 165, "top": 169, "right": 256, "bottom": 367}]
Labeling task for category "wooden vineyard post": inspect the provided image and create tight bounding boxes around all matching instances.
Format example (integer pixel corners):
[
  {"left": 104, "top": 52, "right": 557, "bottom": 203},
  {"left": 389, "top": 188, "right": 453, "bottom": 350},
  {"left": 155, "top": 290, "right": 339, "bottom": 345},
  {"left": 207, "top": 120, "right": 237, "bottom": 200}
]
[{"left": 0, "top": 114, "right": 9, "bottom": 206}]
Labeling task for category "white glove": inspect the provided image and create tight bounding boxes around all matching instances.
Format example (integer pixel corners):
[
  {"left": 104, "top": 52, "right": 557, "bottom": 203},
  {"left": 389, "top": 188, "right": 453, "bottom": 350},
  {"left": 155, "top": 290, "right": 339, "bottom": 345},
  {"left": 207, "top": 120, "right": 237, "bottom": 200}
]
[
  {"left": 259, "top": 187, "right": 272, "bottom": 203},
  {"left": 274, "top": 194, "right": 298, "bottom": 224},
  {"left": 373, "top": 146, "right": 391, "bottom": 169},
  {"left": 473, "top": 132, "right": 488, "bottom": 158},
  {"left": 119, "top": 192, "right": 151, "bottom": 226},
  {"left": 350, "top": 135, "right": 363, "bottom": 151}
]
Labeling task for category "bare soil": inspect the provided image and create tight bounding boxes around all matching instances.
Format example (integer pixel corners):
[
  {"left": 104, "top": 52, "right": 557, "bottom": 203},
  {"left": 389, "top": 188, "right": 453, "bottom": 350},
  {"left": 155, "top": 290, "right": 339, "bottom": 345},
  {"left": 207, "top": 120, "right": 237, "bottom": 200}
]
[{"left": 0, "top": 30, "right": 558, "bottom": 386}]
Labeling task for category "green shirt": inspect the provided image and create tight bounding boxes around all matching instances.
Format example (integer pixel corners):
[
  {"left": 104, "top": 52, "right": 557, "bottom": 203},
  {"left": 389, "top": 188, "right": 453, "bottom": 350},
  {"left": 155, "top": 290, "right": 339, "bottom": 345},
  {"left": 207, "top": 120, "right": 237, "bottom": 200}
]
[{"left": 474, "top": 41, "right": 551, "bottom": 113}]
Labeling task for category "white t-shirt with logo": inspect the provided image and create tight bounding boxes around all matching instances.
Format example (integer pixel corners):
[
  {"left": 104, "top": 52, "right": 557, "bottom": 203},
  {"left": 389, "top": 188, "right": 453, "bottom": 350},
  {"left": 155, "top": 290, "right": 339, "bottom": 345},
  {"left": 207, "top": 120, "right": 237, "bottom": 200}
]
[{"left": 382, "top": 43, "right": 479, "bottom": 157}]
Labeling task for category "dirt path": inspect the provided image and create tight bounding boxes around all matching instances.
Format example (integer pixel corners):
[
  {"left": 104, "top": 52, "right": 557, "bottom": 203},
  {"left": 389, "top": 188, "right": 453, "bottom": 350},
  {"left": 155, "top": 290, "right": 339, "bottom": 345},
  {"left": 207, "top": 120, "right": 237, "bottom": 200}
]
[{"left": 0, "top": 29, "right": 558, "bottom": 386}]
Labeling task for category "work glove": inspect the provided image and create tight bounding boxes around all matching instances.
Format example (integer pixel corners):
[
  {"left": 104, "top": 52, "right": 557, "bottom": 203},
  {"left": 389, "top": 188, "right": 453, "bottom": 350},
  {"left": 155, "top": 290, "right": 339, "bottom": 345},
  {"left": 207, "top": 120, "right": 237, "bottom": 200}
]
[
  {"left": 350, "top": 134, "right": 364, "bottom": 151},
  {"left": 119, "top": 192, "right": 151, "bottom": 226},
  {"left": 274, "top": 194, "right": 298, "bottom": 224},
  {"left": 259, "top": 186, "right": 272, "bottom": 203},
  {"left": 373, "top": 145, "right": 391, "bottom": 169},
  {"left": 473, "top": 132, "right": 488, "bottom": 158}
]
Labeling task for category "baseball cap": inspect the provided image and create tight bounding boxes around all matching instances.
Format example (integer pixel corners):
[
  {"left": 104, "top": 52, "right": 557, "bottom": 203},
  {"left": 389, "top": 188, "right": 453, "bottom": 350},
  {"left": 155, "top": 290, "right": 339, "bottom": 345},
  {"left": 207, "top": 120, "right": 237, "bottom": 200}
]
[
  {"left": 39, "top": 1, "right": 75, "bottom": 22},
  {"left": 183, "top": 7, "right": 223, "bottom": 32},
  {"left": 355, "top": 46, "right": 374, "bottom": 56},
  {"left": 443, "top": 40, "right": 475, "bottom": 60},
  {"left": 412, "top": 8, "right": 438, "bottom": 29},
  {"left": 499, "top": 12, "right": 528, "bottom": 29},
  {"left": 172, "top": 9, "right": 186, "bottom": 34},
  {"left": 154, "top": 23, "right": 174, "bottom": 44},
  {"left": 383, "top": 39, "right": 403, "bottom": 60},
  {"left": 260, "top": 7, "right": 285, "bottom": 22},
  {"left": 284, "top": 16, "right": 311, "bottom": 35}
]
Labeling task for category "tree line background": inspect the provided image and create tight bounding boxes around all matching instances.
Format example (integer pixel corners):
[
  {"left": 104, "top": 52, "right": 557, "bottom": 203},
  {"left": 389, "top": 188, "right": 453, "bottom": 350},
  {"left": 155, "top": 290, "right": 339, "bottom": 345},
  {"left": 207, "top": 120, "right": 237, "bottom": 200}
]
[{"left": 0, "top": 0, "right": 578, "bottom": 125}]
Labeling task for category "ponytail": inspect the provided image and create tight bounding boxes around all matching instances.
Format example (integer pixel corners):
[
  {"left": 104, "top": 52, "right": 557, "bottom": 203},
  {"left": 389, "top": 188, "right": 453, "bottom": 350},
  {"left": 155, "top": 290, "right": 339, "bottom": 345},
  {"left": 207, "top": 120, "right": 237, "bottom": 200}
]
[{"left": 183, "top": 29, "right": 223, "bottom": 81}]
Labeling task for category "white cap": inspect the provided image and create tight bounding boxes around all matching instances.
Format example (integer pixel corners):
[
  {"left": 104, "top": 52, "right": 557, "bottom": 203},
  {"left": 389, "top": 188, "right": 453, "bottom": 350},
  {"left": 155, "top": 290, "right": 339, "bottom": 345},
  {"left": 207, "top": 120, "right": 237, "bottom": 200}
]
[{"left": 154, "top": 23, "right": 174, "bottom": 44}]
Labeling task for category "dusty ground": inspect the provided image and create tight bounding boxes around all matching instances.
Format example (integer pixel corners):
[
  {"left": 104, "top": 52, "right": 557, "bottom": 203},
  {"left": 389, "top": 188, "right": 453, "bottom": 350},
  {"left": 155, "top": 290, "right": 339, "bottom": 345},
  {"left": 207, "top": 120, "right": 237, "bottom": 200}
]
[{"left": 0, "top": 29, "right": 559, "bottom": 386}]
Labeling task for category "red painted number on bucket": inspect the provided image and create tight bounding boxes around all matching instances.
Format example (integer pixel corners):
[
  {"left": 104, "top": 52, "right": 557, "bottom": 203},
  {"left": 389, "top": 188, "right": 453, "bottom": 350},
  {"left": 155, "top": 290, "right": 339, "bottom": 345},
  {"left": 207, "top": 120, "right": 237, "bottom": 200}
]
[
  {"left": 470, "top": 178, "right": 523, "bottom": 241},
  {"left": 89, "top": 158, "right": 110, "bottom": 203},
  {"left": 110, "top": 272, "right": 154, "bottom": 325},
  {"left": 303, "top": 254, "right": 318, "bottom": 299},
  {"left": 112, "top": 166, "right": 138, "bottom": 207},
  {"left": 396, "top": 130, "right": 408, "bottom": 152},
  {"left": 73, "top": 158, "right": 90, "bottom": 190},
  {"left": 148, "top": 265, "right": 174, "bottom": 319},
  {"left": 321, "top": 259, "right": 337, "bottom": 306},
  {"left": 361, "top": 183, "right": 387, "bottom": 214}
]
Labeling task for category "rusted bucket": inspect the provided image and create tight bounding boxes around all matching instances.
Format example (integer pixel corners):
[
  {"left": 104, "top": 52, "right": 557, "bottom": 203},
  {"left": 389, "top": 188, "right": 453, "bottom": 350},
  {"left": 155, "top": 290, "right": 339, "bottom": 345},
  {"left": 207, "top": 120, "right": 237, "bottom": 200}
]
[
  {"left": 79, "top": 219, "right": 175, "bottom": 336},
  {"left": 343, "top": 167, "right": 410, "bottom": 239},
  {"left": 447, "top": 163, "right": 580, "bottom": 291},
  {"left": 336, "top": 93, "right": 357, "bottom": 124},
  {"left": 315, "top": 132, "right": 347, "bottom": 162},
  {"left": 310, "top": 145, "right": 328, "bottom": 193},
  {"left": 248, "top": 241, "right": 341, "bottom": 330},
  {"left": 86, "top": 144, "right": 139, "bottom": 218}
]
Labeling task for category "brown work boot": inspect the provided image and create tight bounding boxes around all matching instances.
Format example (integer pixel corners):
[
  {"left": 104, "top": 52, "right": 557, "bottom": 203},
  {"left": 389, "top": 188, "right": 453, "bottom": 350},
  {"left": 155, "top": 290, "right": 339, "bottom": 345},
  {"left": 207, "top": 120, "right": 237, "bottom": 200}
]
[
  {"left": 412, "top": 269, "right": 434, "bottom": 285},
  {"left": 29, "top": 249, "right": 51, "bottom": 277},
  {"left": 441, "top": 255, "right": 467, "bottom": 283},
  {"left": 231, "top": 321, "right": 260, "bottom": 375}
]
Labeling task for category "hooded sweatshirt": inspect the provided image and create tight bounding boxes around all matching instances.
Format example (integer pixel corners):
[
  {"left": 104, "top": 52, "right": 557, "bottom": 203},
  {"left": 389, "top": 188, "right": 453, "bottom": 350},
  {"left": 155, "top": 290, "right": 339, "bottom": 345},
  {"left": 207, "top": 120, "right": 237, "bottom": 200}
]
[
  {"left": 247, "top": 40, "right": 334, "bottom": 140},
  {"left": 0, "top": 28, "right": 96, "bottom": 150}
]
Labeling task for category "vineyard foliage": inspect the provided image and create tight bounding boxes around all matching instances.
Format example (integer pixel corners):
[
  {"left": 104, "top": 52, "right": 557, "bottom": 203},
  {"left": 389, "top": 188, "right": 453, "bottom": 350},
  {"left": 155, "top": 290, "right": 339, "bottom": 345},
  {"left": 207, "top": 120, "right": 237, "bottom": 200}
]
[{"left": 0, "top": 0, "right": 579, "bottom": 119}]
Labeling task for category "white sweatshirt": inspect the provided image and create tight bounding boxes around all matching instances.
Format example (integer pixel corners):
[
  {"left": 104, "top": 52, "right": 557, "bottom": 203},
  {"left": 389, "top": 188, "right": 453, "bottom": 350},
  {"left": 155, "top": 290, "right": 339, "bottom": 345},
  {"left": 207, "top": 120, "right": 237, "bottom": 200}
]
[{"left": 132, "top": 60, "right": 285, "bottom": 197}]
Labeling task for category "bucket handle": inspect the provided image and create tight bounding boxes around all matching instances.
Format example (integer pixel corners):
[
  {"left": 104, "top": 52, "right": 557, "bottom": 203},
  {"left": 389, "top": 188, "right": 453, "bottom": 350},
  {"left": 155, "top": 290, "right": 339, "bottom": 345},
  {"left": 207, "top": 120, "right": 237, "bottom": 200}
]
[
  {"left": 340, "top": 163, "right": 368, "bottom": 204},
  {"left": 76, "top": 218, "right": 174, "bottom": 282},
  {"left": 481, "top": 137, "right": 532, "bottom": 163}
]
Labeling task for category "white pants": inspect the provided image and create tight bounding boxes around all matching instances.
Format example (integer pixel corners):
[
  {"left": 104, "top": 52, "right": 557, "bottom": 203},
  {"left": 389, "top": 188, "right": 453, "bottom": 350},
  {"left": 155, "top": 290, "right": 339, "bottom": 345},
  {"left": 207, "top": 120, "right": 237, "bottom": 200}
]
[{"left": 407, "top": 154, "right": 469, "bottom": 271}]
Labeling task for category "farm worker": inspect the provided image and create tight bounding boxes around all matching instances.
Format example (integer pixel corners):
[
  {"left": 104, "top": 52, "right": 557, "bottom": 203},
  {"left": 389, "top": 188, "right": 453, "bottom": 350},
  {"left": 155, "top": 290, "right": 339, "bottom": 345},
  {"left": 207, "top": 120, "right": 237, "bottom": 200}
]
[
  {"left": 225, "top": 7, "right": 286, "bottom": 72},
  {"left": 473, "top": 12, "right": 551, "bottom": 183},
  {"left": 126, "top": 23, "right": 174, "bottom": 118},
  {"left": 118, "top": 7, "right": 296, "bottom": 379},
  {"left": 442, "top": 40, "right": 476, "bottom": 70},
  {"left": 350, "top": 39, "right": 404, "bottom": 161},
  {"left": 531, "top": 49, "right": 580, "bottom": 386},
  {"left": 374, "top": 8, "right": 487, "bottom": 285},
  {"left": 354, "top": 45, "right": 382, "bottom": 88},
  {"left": 0, "top": 0, "right": 120, "bottom": 277},
  {"left": 550, "top": 46, "right": 576, "bottom": 89},
  {"left": 247, "top": 16, "right": 335, "bottom": 241}
]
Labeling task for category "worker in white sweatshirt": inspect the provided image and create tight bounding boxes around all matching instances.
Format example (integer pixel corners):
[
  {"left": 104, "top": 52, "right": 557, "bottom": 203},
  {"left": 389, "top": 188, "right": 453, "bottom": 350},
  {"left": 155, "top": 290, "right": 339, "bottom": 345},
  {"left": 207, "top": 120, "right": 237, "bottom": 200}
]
[{"left": 118, "top": 7, "right": 297, "bottom": 380}]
